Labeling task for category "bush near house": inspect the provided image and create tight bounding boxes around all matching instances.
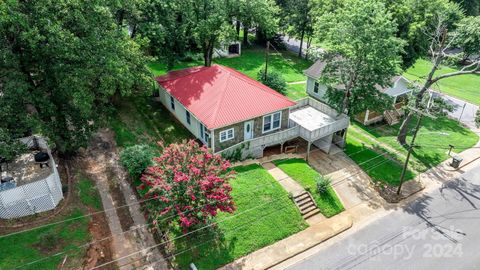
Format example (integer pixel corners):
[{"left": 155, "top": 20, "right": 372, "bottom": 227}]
[
  {"left": 272, "top": 159, "right": 344, "bottom": 217},
  {"left": 120, "top": 144, "right": 156, "bottom": 178},
  {"left": 172, "top": 164, "right": 307, "bottom": 269},
  {"left": 257, "top": 69, "right": 287, "bottom": 95}
]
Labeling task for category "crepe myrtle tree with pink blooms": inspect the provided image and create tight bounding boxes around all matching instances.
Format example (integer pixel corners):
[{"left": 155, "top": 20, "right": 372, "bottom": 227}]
[{"left": 140, "top": 140, "right": 236, "bottom": 233}]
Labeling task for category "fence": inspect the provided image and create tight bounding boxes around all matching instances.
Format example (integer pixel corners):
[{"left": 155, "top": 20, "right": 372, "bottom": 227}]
[{"left": 0, "top": 136, "right": 64, "bottom": 219}]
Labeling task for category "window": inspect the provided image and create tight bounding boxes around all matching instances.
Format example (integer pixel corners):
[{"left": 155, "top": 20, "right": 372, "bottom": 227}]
[
  {"left": 314, "top": 81, "right": 319, "bottom": 94},
  {"left": 219, "top": 128, "right": 234, "bottom": 142},
  {"left": 186, "top": 111, "right": 191, "bottom": 125},
  {"left": 170, "top": 96, "right": 175, "bottom": 110},
  {"left": 263, "top": 111, "right": 282, "bottom": 133}
]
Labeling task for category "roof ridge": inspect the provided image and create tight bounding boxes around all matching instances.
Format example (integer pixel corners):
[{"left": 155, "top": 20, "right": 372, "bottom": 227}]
[
  {"left": 218, "top": 65, "right": 295, "bottom": 102},
  {"left": 209, "top": 67, "right": 232, "bottom": 128},
  {"left": 156, "top": 66, "right": 207, "bottom": 82}
]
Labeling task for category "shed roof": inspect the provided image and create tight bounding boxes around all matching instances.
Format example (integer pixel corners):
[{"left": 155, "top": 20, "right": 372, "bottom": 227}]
[{"left": 156, "top": 65, "right": 296, "bottom": 129}]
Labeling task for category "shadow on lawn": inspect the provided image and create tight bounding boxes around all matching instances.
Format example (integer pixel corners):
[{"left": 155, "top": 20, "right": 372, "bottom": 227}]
[{"left": 174, "top": 226, "right": 239, "bottom": 269}]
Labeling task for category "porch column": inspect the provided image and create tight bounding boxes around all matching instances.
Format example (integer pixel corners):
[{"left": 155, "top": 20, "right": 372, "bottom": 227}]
[
  {"left": 306, "top": 141, "right": 312, "bottom": 162},
  {"left": 280, "top": 142, "right": 284, "bottom": 154},
  {"left": 364, "top": 110, "right": 370, "bottom": 125}
]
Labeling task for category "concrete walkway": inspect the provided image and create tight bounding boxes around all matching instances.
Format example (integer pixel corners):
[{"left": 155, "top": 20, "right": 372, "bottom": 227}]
[{"left": 262, "top": 162, "right": 305, "bottom": 196}]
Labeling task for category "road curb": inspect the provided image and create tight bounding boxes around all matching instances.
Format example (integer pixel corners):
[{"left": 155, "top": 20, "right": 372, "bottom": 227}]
[{"left": 220, "top": 213, "right": 353, "bottom": 270}]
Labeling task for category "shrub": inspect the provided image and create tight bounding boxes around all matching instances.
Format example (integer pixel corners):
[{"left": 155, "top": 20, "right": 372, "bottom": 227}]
[
  {"left": 141, "top": 140, "right": 235, "bottom": 233},
  {"left": 120, "top": 144, "right": 156, "bottom": 178},
  {"left": 316, "top": 175, "right": 331, "bottom": 194},
  {"left": 257, "top": 69, "right": 287, "bottom": 95}
]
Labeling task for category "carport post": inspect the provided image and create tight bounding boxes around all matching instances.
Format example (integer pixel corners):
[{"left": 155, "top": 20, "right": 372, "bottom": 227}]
[{"left": 306, "top": 141, "right": 312, "bottom": 162}]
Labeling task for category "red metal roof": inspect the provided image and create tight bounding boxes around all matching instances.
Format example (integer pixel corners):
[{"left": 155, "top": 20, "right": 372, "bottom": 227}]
[{"left": 156, "top": 65, "right": 296, "bottom": 129}]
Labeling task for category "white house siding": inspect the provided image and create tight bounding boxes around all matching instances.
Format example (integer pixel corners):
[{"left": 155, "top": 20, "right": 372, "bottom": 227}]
[
  {"left": 158, "top": 87, "right": 205, "bottom": 142},
  {"left": 306, "top": 76, "right": 328, "bottom": 102}
]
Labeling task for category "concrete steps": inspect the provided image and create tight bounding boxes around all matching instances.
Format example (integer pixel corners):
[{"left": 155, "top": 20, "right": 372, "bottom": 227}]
[{"left": 293, "top": 191, "right": 320, "bottom": 219}]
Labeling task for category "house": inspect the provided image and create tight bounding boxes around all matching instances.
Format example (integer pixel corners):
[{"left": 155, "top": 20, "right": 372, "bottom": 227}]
[
  {"left": 155, "top": 65, "right": 349, "bottom": 160},
  {"left": 304, "top": 59, "right": 413, "bottom": 126}
]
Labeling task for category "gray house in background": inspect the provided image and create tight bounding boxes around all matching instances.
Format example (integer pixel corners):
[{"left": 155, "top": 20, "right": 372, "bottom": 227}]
[{"left": 304, "top": 59, "right": 413, "bottom": 126}]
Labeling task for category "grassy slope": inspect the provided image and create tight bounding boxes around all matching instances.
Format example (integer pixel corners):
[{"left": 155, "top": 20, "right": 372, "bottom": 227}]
[
  {"left": 354, "top": 117, "right": 478, "bottom": 173},
  {"left": 174, "top": 164, "right": 307, "bottom": 269},
  {"left": 404, "top": 59, "right": 480, "bottom": 105},
  {"left": 345, "top": 130, "right": 416, "bottom": 186},
  {"left": 148, "top": 47, "right": 312, "bottom": 83},
  {"left": 0, "top": 177, "right": 102, "bottom": 269},
  {"left": 272, "top": 159, "right": 344, "bottom": 217},
  {"left": 111, "top": 96, "right": 192, "bottom": 148}
]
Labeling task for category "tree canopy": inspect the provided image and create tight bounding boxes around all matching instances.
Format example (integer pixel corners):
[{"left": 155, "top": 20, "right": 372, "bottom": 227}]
[
  {"left": 0, "top": 0, "right": 152, "bottom": 154},
  {"left": 316, "top": 0, "right": 404, "bottom": 115}
]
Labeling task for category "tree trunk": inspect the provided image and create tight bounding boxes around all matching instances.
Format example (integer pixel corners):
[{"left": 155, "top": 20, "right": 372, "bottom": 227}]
[
  {"left": 305, "top": 35, "right": 312, "bottom": 60},
  {"left": 397, "top": 28, "right": 447, "bottom": 144},
  {"left": 130, "top": 23, "right": 137, "bottom": 38},
  {"left": 298, "top": 28, "right": 305, "bottom": 58},
  {"left": 236, "top": 21, "right": 241, "bottom": 40},
  {"left": 204, "top": 43, "right": 213, "bottom": 67},
  {"left": 243, "top": 25, "right": 248, "bottom": 46}
]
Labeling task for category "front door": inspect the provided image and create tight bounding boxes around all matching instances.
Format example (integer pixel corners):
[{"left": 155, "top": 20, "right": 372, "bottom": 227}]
[{"left": 244, "top": 120, "right": 254, "bottom": 140}]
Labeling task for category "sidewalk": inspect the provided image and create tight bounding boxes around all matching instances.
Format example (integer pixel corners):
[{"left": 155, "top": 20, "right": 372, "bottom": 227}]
[{"left": 220, "top": 212, "right": 352, "bottom": 270}]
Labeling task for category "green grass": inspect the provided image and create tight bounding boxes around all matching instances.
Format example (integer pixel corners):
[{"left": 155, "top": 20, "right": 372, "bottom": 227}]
[
  {"left": 0, "top": 209, "right": 90, "bottom": 270},
  {"left": 111, "top": 95, "right": 192, "bottom": 148},
  {"left": 404, "top": 58, "right": 480, "bottom": 105},
  {"left": 272, "top": 159, "right": 344, "bottom": 217},
  {"left": 346, "top": 116, "right": 478, "bottom": 185},
  {"left": 286, "top": 82, "right": 308, "bottom": 100},
  {"left": 147, "top": 47, "right": 312, "bottom": 83},
  {"left": 173, "top": 164, "right": 307, "bottom": 269},
  {"left": 78, "top": 177, "right": 103, "bottom": 210},
  {"left": 345, "top": 133, "right": 416, "bottom": 186}
]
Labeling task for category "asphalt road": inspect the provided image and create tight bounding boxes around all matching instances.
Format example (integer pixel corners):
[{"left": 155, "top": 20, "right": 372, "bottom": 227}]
[
  {"left": 288, "top": 165, "right": 480, "bottom": 270},
  {"left": 431, "top": 91, "right": 479, "bottom": 129}
]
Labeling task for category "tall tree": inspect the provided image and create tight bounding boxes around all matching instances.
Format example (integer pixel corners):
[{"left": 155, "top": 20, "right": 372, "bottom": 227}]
[
  {"left": 0, "top": 0, "right": 151, "bottom": 154},
  {"left": 452, "top": 0, "right": 480, "bottom": 16},
  {"left": 190, "top": 0, "right": 234, "bottom": 66},
  {"left": 138, "top": 0, "right": 193, "bottom": 69},
  {"left": 397, "top": 14, "right": 480, "bottom": 144},
  {"left": 387, "top": 0, "right": 464, "bottom": 67},
  {"left": 285, "top": 0, "right": 314, "bottom": 58},
  {"left": 237, "top": 0, "right": 280, "bottom": 46},
  {"left": 316, "top": 0, "right": 404, "bottom": 116}
]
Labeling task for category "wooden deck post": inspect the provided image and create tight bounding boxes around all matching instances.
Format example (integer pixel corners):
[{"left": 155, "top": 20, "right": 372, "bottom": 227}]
[
  {"left": 306, "top": 141, "right": 312, "bottom": 162},
  {"left": 280, "top": 142, "right": 284, "bottom": 153}
]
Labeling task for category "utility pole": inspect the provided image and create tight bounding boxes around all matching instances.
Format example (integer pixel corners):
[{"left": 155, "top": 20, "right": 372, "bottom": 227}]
[
  {"left": 264, "top": 41, "right": 270, "bottom": 81},
  {"left": 397, "top": 114, "right": 422, "bottom": 195},
  {"left": 397, "top": 108, "right": 436, "bottom": 195}
]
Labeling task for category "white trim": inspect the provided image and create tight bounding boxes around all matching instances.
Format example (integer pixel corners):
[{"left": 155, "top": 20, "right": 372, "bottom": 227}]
[
  {"left": 262, "top": 111, "right": 282, "bottom": 134},
  {"left": 219, "top": 128, "right": 235, "bottom": 142}
]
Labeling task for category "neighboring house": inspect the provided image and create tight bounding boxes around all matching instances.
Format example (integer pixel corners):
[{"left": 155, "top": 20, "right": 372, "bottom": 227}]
[
  {"left": 156, "top": 65, "right": 349, "bottom": 160},
  {"left": 304, "top": 59, "right": 413, "bottom": 126}
]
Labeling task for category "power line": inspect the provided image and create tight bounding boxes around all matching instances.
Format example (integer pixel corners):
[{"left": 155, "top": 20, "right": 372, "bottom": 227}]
[{"left": 11, "top": 172, "right": 301, "bottom": 269}]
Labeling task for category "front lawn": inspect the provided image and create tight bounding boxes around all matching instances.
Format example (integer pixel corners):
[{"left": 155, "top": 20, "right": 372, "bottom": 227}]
[
  {"left": 404, "top": 58, "right": 480, "bottom": 105},
  {"left": 147, "top": 47, "right": 312, "bottom": 83},
  {"left": 286, "top": 82, "right": 308, "bottom": 100},
  {"left": 173, "top": 164, "right": 307, "bottom": 269},
  {"left": 272, "top": 159, "right": 344, "bottom": 217}
]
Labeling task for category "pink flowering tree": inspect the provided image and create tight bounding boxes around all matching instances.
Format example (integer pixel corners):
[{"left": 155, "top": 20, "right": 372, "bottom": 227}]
[{"left": 140, "top": 140, "right": 236, "bottom": 233}]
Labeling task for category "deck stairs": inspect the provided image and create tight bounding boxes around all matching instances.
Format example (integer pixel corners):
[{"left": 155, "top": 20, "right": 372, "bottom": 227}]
[
  {"left": 384, "top": 109, "right": 401, "bottom": 126},
  {"left": 293, "top": 191, "right": 320, "bottom": 219}
]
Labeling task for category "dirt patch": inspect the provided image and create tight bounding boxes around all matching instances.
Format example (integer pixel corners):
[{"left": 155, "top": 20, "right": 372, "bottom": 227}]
[{"left": 83, "top": 209, "right": 114, "bottom": 270}]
